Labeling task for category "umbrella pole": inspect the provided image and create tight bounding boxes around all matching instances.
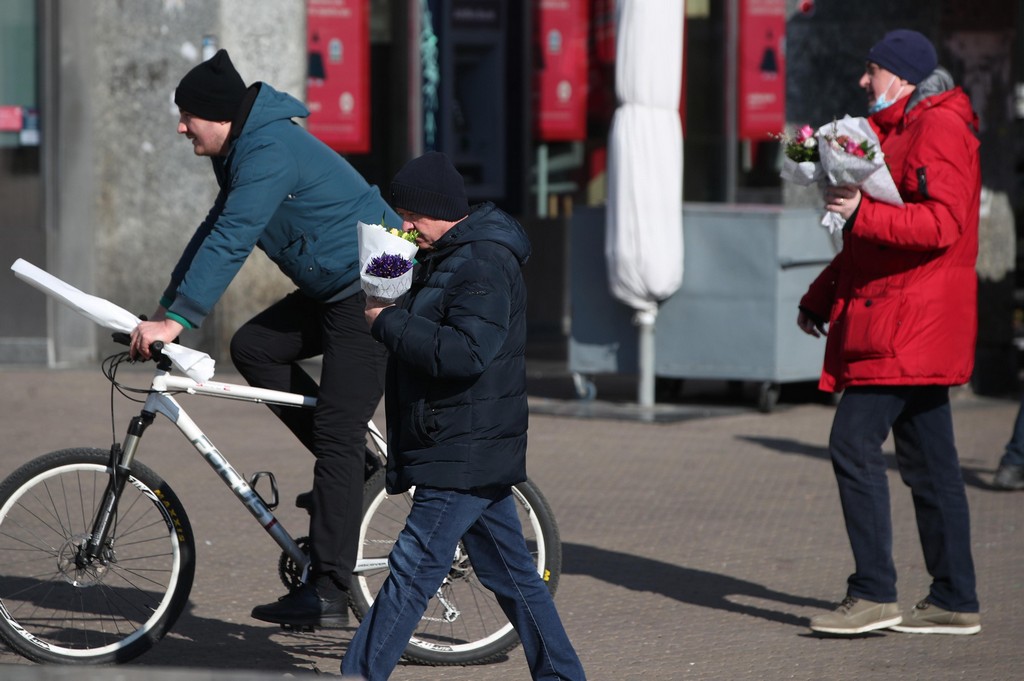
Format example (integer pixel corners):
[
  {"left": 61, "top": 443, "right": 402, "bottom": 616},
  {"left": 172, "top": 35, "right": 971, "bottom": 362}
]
[{"left": 636, "top": 308, "right": 657, "bottom": 407}]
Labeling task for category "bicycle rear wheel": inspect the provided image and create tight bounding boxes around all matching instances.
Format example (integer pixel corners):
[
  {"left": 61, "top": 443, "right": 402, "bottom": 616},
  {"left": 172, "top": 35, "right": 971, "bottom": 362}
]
[
  {"left": 350, "top": 471, "right": 562, "bottom": 666},
  {"left": 0, "top": 448, "right": 196, "bottom": 663}
]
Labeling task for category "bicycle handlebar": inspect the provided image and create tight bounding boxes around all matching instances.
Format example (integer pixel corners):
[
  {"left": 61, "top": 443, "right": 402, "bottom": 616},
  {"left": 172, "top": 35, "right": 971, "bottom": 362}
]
[{"left": 111, "top": 331, "right": 164, "bottom": 360}]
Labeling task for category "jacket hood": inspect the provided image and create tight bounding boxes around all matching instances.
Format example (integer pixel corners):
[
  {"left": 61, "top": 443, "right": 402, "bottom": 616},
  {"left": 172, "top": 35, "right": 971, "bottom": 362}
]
[
  {"left": 434, "top": 202, "right": 531, "bottom": 265},
  {"left": 236, "top": 82, "right": 309, "bottom": 137},
  {"left": 872, "top": 67, "right": 978, "bottom": 134},
  {"left": 905, "top": 66, "right": 954, "bottom": 112}
]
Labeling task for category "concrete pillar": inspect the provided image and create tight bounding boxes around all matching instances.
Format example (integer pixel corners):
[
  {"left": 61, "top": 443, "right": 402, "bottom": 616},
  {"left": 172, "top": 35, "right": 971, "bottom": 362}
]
[{"left": 54, "top": 0, "right": 305, "bottom": 365}]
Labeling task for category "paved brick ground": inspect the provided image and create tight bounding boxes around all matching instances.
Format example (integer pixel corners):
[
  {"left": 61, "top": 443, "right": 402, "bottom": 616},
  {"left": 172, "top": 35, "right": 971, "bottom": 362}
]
[{"left": 1, "top": 365, "right": 1022, "bottom": 680}]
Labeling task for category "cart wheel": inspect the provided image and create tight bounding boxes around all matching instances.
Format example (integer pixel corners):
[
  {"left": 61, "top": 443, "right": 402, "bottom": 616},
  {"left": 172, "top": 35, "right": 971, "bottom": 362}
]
[
  {"left": 572, "top": 373, "right": 597, "bottom": 401},
  {"left": 757, "top": 382, "right": 781, "bottom": 413}
]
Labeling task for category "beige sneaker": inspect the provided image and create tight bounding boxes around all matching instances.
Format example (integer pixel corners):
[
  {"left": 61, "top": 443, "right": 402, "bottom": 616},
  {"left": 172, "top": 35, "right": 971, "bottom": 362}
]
[
  {"left": 809, "top": 596, "right": 902, "bottom": 635},
  {"left": 889, "top": 599, "right": 981, "bottom": 635}
]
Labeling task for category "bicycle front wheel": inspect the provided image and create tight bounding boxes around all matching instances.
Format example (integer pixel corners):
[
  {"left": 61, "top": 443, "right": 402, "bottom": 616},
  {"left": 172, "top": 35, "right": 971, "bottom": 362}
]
[
  {"left": 350, "top": 471, "right": 562, "bottom": 666},
  {"left": 0, "top": 448, "right": 196, "bottom": 664}
]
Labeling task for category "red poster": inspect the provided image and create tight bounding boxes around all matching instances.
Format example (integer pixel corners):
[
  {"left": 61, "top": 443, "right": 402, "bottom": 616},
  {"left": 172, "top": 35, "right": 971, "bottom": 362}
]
[
  {"left": 738, "top": 0, "right": 786, "bottom": 140},
  {"left": 535, "top": 0, "right": 589, "bottom": 142},
  {"left": 306, "top": 0, "right": 370, "bottom": 153}
]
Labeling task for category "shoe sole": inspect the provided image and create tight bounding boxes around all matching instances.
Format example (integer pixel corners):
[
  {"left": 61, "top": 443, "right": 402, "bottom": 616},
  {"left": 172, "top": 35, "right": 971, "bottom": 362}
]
[
  {"left": 889, "top": 623, "right": 980, "bottom": 635},
  {"left": 251, "top": 613, "right": 350, "bottom": 629},
  {"left": 809, "top": 615, "right": 902, "bottom": 635}
]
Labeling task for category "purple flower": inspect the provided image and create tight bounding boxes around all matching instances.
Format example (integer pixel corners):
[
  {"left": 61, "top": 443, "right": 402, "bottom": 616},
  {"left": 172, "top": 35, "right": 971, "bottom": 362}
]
[{"left": 365, "top": 253, "right": 413, "bottom": 279}]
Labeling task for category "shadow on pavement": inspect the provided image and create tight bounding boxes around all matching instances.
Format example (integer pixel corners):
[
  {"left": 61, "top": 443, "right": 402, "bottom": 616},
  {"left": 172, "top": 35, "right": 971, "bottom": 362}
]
[
  {"left": 126, "top": 602, "right": 507, "bottom": 675},
  {"left": 562, "top": 543, "right": 833, "bottom": 628},
  {"left": 736, "top": 435, "right": 830, "bottom": 462},
  {"left": 738, "top": 435, "right": 1002, "bottom": 492},
  {"left": 126, "top": 601, "right": 341, "bottom": 674}
]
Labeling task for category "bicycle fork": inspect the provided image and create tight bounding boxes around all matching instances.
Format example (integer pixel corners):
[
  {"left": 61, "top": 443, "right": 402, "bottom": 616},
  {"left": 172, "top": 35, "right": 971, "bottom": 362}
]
[{"left": 81, "top": 410, "right": 161, "bottom": 568}]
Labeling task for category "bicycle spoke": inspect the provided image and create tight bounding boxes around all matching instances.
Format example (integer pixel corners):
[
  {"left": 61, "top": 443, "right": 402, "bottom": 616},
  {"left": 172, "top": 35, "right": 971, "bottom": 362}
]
[{"left": 0, "top": 454, "right": 194, "bottom": 663}]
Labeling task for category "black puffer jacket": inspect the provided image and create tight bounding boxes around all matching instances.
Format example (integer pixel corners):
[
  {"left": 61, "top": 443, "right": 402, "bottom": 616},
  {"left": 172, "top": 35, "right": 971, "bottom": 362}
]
[{"left": 372, "top": 202, "right": 531, "bottom": 494}]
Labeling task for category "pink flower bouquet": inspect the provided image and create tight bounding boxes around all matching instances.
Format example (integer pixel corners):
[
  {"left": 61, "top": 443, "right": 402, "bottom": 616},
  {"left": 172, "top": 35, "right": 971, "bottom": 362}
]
[
  {"left": 778, "top": 124, "right": 825, "bottom": 186},
  {"left": 816, "top": 116, "right": 903, "bottom": 233}
]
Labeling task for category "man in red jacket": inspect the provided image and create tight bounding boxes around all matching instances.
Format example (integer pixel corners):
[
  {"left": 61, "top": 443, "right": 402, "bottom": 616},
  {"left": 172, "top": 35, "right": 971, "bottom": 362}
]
[{"left": 797, "top": 29, "right": 981, "bottom": 636}]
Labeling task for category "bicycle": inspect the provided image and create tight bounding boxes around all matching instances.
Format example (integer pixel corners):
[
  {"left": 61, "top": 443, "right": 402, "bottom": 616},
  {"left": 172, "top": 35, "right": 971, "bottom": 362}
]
[{"left": 0, "top": 330, "right": 561, "bottom": 667}]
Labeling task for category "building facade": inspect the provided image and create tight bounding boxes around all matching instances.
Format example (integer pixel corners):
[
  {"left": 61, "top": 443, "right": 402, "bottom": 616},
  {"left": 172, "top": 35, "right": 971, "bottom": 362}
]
[{"left": 1, "top": 0, "right": 1020, "bottom": 393}]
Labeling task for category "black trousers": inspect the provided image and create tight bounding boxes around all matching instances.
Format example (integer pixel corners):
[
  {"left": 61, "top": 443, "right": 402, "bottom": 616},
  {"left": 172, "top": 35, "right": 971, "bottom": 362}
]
[
  {"left": 230, "top": 289, "right": 386, "bottom": 590},
  {"left": 829, "top": 385, "right": 978, "bottom": 612}
]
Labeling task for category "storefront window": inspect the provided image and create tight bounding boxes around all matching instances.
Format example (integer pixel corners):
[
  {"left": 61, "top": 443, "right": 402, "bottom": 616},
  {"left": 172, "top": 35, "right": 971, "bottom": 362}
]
[
  {"left": 0, "top": 0, "right": 45, "bottom": 361},
  {"left": 0, "top": 0, "right": 38, "bottom": 149}
]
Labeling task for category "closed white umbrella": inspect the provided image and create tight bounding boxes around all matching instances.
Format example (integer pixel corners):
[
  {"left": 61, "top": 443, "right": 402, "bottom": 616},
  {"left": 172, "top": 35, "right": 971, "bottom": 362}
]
[{"left": 605, "top": 0, "right": 684, "bottom": 407}]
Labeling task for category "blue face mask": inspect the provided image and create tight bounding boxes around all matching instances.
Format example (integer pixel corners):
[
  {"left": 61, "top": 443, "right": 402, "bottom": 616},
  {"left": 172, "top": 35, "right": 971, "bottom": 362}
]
[{"left": 868, "top": 76, "right": 903, "bottom": 114}]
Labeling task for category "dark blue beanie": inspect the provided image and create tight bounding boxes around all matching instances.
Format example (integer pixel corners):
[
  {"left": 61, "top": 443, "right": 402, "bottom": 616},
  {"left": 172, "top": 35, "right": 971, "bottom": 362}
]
[
  {"left": 866, "top": 30, "right": 937, "bottom": 85},
  {"left": 391, "top": 152, "right": 469, "bottom": 221}
]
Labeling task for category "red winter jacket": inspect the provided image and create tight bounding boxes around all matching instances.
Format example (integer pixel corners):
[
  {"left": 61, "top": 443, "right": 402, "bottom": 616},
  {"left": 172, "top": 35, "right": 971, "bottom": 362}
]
[{"left": 800, "top": 73, "right": 980, "bottom": 392}]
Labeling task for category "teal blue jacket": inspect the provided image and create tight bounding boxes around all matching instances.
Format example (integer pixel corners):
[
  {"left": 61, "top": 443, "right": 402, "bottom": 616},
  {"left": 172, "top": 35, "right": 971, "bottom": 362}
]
[{"left": 162, "top": 82, "right": 399, "bottom": 327}]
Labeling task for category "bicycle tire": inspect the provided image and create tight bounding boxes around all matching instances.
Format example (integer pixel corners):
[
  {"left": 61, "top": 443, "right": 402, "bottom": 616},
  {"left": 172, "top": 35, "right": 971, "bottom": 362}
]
[
  {"left": 0, "top": 448, "right": 196, "bottom": 664},
  {"left": 350, "top": 470, "right": 562, "bottom": 666}
]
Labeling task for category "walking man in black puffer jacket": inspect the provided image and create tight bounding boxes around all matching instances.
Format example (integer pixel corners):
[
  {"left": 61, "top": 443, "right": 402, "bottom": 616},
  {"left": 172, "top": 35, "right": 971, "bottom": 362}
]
[{"left": 340, "top": 151, "right": 586, "bottom": 681}]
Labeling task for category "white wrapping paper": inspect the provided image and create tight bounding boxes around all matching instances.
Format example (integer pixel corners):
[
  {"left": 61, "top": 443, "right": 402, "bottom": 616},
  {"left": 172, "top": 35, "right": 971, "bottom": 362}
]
[
  {"left": 10, "top": 258, "right": 216, "bottom": 381},
  {"left": 817, "top": 116, "right": 904, "bottom": 233},
  {"left": 356, "top": 221, "right": 419, "bottom": 301},
  {"left": 779, "top": 157, "right": 825, "bottom": 186},
  {"left": 360, "top": 268, "right": 414, "bottom": 303}
]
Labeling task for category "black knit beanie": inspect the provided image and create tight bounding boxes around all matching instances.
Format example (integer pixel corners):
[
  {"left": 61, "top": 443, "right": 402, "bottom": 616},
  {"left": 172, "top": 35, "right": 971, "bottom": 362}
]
[
  {"left": 866, "top": 29, "right": 937, "bottom": 85},
  {"left": 174, "top": 49, "right": 247, "bottom": 121},
  {"left": 390, "top": 151, "right": 470, "bottom": 221}
]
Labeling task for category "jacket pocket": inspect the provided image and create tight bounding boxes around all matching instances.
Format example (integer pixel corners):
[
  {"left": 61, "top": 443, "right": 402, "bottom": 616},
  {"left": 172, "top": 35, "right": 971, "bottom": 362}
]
[
  {"left": 273, "top": 234, "right": 338, "bottom": 291},
  {"left": 410, "top": 400, "right": 437, "bottom": 446},
  {"left": 840, "top": 295, "right": 901, "bottom": 360},
  {"left": 273, "top": 234, "right": 308, "bottom": 269},
  {"left": 410, "top": 400, "right": 471, "bottom": 448}
]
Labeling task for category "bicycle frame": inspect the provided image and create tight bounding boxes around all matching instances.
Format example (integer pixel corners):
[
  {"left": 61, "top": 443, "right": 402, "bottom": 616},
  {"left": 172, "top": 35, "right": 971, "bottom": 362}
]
[
  {"left": 108, "top": 364, "right": 390, "bottom": 579},
  {"left": 4, "top": 261, "right": 560, "bottom": 667}
]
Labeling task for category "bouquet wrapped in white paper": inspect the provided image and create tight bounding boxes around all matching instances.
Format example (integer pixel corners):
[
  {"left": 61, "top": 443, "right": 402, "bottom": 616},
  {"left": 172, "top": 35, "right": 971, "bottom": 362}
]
[
  {"left": 357, "top": 221, "right": 419, "bottom": 302},
  {"left": 816, "top": 116, "right": 904, "bottom": 233},
  {"left": 781, "top": 157, "right": 826, "bottom": 186},
  {"left": 778, "top": 124, "right": 825, "bottom": 187}
]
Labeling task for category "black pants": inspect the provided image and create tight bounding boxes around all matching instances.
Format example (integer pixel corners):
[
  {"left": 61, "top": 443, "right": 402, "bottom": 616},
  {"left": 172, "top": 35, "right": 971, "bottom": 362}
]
[
  {"left": 829, "top": 385, "right": 978, "bottom": 612},
  {"left": 230, "top": 289, "right": 386, "bottom": 590}
]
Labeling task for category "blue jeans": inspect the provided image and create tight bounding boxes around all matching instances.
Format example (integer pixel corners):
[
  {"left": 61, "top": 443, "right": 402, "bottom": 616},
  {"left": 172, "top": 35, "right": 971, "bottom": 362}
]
[
  {"left": 340, "top": 486, "right": 586, "bottom": 681},
  {"left": 999, "top": 397, "right": 1024, "bottom": 467},
  {"left": 829, "top": 386, "right": 978, "bottom": 612}
]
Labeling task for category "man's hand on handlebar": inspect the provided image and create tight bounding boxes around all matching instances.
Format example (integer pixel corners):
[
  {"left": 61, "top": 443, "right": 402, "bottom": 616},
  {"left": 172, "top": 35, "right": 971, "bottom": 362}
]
[{"left": 130, "top": 318, "right": 184, "bottom": 360}]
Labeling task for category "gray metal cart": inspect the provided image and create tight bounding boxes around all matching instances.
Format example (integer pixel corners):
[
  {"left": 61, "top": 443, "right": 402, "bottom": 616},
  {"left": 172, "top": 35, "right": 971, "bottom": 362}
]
[{"left": 568, "top": 203, "right": 839, "bottom": 411}]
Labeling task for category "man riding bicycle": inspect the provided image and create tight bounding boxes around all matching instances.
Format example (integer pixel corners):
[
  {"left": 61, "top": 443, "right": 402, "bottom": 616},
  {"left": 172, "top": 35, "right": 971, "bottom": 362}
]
[{"left": 130, "top": 49, "right": 398, "bottom": 629}]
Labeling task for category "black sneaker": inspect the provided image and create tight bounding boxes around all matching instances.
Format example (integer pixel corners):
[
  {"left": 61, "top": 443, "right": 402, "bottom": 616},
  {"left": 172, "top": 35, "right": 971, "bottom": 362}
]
[
  {"left": 251, "top": 581, "right": 350, "bottom": 629},
  {"left": 993, "top": 463, "right": 1024, "bottom": 490}
]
